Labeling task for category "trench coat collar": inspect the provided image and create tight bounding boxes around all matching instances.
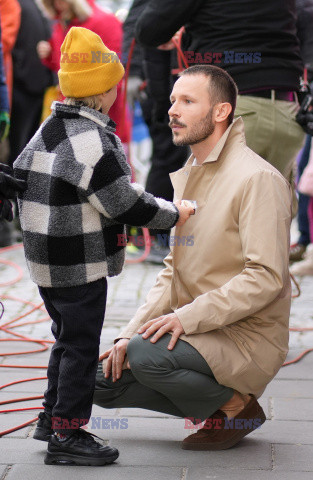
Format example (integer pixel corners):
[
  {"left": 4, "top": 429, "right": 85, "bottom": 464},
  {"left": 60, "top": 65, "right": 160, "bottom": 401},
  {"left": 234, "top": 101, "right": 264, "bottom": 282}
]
[{"left": 186, "top": 116, "right": 246, "bottom": 167}]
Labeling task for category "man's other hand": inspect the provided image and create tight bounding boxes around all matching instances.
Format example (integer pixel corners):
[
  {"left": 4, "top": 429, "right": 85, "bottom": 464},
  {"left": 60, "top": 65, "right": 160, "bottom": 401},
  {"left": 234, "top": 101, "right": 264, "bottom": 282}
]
[
  {"left": 101, "top": 339, "right": 130, "bottom": 382},
  {"left": 137, "top": 313, "right": 185, "bottom": 350}
]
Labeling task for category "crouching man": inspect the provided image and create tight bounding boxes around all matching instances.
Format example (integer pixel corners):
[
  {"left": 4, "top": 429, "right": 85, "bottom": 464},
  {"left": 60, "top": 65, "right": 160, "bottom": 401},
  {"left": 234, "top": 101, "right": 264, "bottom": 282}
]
[{"left": 94, "top": 65, "right": 292, "bottom": 450}]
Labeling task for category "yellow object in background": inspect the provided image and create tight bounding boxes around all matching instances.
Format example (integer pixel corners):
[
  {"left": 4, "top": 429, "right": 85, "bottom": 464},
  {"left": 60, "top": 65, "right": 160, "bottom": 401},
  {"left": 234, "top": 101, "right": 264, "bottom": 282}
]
[{"left": 41, "top": 85, "right": 62, "bottom": 123}]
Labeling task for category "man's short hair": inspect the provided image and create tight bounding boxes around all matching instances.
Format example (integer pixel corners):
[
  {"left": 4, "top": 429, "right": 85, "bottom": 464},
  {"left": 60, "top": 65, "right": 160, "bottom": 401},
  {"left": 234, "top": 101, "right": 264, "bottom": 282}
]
[{"left": 179, "top": 65, "right": 238, "bottom": 124}]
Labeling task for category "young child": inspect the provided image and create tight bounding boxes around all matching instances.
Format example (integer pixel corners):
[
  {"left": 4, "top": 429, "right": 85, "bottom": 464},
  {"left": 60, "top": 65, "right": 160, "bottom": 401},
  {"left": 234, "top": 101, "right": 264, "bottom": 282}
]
[{"left": 13, "top": 27, "right": 193, "bottom": 466}]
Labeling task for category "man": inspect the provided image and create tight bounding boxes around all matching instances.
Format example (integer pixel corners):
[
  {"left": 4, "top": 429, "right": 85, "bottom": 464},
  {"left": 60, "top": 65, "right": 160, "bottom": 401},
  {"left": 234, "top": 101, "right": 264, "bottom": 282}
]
[
  {"left": 92, "top": 65, "right": 292, "bottom": 451},
  {"left": 134, "top": 0, "right": 305, "bottom": 212},
  {"left": 122, "top": 0, "right": 189, "bottom": 264}
]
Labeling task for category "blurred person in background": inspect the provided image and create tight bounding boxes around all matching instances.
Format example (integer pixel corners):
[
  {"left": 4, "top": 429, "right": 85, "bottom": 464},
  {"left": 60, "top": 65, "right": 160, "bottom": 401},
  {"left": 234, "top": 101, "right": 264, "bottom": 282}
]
[
  {"left": 0, "top": 0, "right": 21, "bottom": 107},
  {"left": 8, "top": 0, "right": 54, "bottom": 169},
  {"left": 0, "top": 31, "right": 9, "bottom": 146},
  {"left": 289, "top": 0, "right": 313, "bottom": 262},
  {"left": 0, "top": 2, "right": 21, "bottom": 245},
  {"left": 123, "top": 0, "right": 189, "bottom": 264},
  {"left": 36, "top": 0, "right": 130, "bottom": 146},
  {"left": 290, "top": 142, "right": 313, "bottom": 275}
]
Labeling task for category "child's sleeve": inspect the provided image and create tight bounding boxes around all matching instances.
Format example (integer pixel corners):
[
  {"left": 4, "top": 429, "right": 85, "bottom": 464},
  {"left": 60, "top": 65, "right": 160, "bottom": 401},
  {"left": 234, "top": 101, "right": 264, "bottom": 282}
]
[{"left": 85, "top": 147, "right": 179, "bottom": 229}]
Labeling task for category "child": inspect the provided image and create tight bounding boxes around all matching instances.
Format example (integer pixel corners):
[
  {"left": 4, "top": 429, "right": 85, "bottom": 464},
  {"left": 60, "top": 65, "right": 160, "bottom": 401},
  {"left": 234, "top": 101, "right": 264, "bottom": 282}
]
[{"left": 14, "top": 27, "right": 193, "bottom": 466}]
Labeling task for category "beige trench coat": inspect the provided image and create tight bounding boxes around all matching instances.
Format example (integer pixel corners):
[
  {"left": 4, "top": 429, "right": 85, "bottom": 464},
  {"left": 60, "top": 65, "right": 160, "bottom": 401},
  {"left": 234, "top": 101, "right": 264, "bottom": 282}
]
[{"left": 112, "top": 117, "right": 292, "bottom": 398}]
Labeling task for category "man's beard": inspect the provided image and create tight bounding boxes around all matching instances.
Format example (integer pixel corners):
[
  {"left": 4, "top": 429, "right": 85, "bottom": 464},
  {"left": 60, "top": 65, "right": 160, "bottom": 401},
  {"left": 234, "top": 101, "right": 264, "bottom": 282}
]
[{"left": 171, "top": 108, "right": 215, "bottom": 146}]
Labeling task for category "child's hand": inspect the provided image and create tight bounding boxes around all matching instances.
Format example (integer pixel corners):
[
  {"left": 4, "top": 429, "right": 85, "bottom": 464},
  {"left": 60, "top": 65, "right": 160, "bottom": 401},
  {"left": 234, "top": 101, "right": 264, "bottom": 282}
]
[
  {"left": 37, "top": 41, "right": 52, "bottom": 59},
  {"left": 174, "top": 200, "right": 195, "bottom": 226}
]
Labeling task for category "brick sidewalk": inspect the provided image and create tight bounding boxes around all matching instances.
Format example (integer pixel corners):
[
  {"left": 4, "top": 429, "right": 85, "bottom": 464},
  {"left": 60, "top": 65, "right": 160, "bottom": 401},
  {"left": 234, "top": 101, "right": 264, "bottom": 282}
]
[{"left": 1, "top": 245, "right": 313, "bottom": 479}]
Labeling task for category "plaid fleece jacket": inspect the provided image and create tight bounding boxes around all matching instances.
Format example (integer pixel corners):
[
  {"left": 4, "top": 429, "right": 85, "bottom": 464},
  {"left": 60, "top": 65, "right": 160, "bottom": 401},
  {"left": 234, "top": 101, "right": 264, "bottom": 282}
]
[{"left": 13, "top": 102, "right": 179, "bottom": 288}]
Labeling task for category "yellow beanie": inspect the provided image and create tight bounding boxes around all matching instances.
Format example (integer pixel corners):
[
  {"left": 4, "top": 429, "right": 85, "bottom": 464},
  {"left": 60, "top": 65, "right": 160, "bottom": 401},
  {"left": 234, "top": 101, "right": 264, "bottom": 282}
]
[{"left": 58, "top": 27, "right": 125, "bottom": 97}]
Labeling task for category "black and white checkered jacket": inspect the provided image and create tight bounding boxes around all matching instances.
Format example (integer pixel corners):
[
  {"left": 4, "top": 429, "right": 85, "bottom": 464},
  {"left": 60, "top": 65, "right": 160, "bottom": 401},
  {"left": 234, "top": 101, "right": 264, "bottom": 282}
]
[{"left": 13, "top": 102, "right": 179, "bottom": 288}]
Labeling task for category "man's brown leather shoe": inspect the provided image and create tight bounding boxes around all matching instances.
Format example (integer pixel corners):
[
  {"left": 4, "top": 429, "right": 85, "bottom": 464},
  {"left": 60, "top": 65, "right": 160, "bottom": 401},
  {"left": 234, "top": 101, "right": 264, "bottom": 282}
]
[{"left": 182, "top": 395, "right": 266, "bottom": 450}]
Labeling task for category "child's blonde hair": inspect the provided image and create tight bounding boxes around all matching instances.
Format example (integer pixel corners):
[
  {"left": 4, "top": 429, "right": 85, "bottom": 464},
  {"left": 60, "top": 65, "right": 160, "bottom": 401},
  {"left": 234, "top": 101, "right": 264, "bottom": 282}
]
[{"left": 64, "top": 95, "right": 102, "bottom": 111}]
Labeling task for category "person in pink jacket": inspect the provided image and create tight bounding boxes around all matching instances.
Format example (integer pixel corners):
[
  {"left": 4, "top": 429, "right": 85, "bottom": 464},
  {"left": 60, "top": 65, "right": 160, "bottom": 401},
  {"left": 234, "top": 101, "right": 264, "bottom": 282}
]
[{"left": 37, "top": 0, "right": 129, "bottom": 144}]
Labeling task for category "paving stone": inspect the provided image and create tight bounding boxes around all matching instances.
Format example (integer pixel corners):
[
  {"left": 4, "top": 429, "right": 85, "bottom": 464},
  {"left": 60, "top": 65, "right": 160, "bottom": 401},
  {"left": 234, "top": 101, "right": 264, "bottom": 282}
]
[
  {"left": 111, "top": 437, "right": 271, "bottom": 469},
  {"left": 274, "top": 354, "right": 313, "bottom": 380},
  {"left": 0, "top": 413, "right": 34, "bottom": 438},
  {"left": 0, "top": 392, "right": 44, "bottom": 411},
  {"left": 263, "top": 379, "right": 313, "bottom": 398},
  {"left": 186, "top": 469, "right": 313, "bottom": 479},
  {"left": 6, "top": 465, "right": 182, "bottom": 480},
  {"left": 272, "top": 398, "right": 313, "bottom": 421},
  {"left": 0, "top": 438, "right": 46, "bottom": 465},
  {"left": 274, "top": 444, "right": 313, "bottom": 471},
  {"left": 0, "top": 465, "right": 8, "bottom": 479},
  {"left": 88, "top": 417, "right": 186, "bottom": 443},
  {"left": 256, "top": 420, "right": 313, "bottom": 445}
]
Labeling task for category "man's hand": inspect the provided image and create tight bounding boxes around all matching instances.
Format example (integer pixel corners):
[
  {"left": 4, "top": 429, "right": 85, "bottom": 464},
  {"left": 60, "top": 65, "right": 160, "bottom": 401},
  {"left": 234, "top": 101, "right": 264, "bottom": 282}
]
[
  {"left": 157, "top": 28, "right": 184, "bottom": 51},
  {"left": 175, "top": 200, "right": 195, "bottom": 226},
  {"left": 137, "top": 313, "right": 185, "bottom": 350},
  {"left": 37, "top": 40, "right": 52, "bottom": 60},
  {"left": 101, "top": 339, "right": 130, "bottom": 382}
]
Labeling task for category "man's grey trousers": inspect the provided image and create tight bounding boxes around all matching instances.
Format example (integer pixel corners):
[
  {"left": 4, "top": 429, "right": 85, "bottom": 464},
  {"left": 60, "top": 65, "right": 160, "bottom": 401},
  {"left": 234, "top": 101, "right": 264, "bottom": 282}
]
[{"left": 93, "top": 334, "right": 233, "bottom": 423}]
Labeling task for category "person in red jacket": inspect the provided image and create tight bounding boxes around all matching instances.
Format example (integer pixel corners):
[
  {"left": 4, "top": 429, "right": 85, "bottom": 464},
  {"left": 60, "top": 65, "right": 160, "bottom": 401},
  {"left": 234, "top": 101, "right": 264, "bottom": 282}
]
[
  {"left": 0, "top": 0, "right": 21, "bottom": 107},
  {"left": 37, "top": 0, "right": 129, "bottom": 145}
]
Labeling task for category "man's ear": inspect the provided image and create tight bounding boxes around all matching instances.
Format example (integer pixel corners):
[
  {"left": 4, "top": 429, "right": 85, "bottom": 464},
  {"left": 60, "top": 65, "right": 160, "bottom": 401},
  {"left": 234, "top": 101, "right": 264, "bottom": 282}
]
[{"left": 214, "top": 102, "right": 232, "bottom": 124}]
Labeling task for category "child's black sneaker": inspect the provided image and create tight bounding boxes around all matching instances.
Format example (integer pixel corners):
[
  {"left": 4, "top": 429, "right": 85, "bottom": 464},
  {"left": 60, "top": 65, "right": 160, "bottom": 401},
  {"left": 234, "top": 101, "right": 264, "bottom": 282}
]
[
  {"left": 33, "top": 412, "right": 53, "bottom": 442},
  {"left": 44, "top": 429, "right": 119, "bottom": 466}
]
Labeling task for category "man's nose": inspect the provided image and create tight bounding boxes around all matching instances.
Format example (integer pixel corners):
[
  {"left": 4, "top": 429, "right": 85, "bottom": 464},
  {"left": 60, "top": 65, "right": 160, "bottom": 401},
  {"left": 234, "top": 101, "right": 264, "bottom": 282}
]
[{"left": 168, "top": 102, "right": 180, "bottom": 117}]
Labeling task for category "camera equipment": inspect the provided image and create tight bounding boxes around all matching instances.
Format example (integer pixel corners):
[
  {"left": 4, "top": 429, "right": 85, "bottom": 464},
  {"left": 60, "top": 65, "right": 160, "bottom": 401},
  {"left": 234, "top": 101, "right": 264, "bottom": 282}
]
[{"left": 296, "top": 93, "right": 313, "bottom": 136}]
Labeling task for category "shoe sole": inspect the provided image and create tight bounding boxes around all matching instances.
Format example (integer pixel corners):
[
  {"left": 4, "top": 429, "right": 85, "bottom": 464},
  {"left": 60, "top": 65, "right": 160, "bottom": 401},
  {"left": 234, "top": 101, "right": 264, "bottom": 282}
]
[
  {"left": 44, "top": 451, "right": 119, "bottom": 466},
  {"left": 182, "top": 407, "right": 266, "bottom": 451}
]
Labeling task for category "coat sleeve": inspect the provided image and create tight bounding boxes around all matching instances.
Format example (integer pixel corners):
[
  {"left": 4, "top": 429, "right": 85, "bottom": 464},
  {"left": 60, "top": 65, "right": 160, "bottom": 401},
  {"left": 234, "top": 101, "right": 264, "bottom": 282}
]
[
  {"left": 85, "top": 142, "right": 179, "bottom": 230},
  {"left": 115, "top": 251, "right": 174, "bottom": 341},
  {"left": 175, "top": 170, "right": 292, "bottom": 335},
  {"left": 135, "top": 0, "right": 203, "bottom": 47}
]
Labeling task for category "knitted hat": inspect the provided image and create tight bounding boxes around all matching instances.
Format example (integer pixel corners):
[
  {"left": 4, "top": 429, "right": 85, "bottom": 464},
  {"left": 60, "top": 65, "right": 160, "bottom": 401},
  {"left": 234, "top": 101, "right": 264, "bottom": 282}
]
[{"left": 58, "top": 27, "right": 124, "bottom": 97}]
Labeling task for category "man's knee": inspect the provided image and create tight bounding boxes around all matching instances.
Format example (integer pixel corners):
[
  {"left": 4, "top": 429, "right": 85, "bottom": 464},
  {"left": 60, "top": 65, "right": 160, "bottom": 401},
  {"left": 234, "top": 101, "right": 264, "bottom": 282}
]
[{"left": 127, "top": 334, "right": 157, "bottom": 372}]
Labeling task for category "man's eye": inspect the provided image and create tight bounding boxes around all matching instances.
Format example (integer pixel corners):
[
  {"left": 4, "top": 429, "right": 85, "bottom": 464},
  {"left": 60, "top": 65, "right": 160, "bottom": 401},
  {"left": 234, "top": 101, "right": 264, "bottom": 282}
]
[{"left": 185, "top": 99, "right": 192, "bottom": 104}]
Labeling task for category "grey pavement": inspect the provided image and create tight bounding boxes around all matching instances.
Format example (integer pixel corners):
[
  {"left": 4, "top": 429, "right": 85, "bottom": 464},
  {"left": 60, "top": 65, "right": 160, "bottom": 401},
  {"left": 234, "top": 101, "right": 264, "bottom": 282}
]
[{"left": 0, "top": 241, "right": 313, "bottom": 480}]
